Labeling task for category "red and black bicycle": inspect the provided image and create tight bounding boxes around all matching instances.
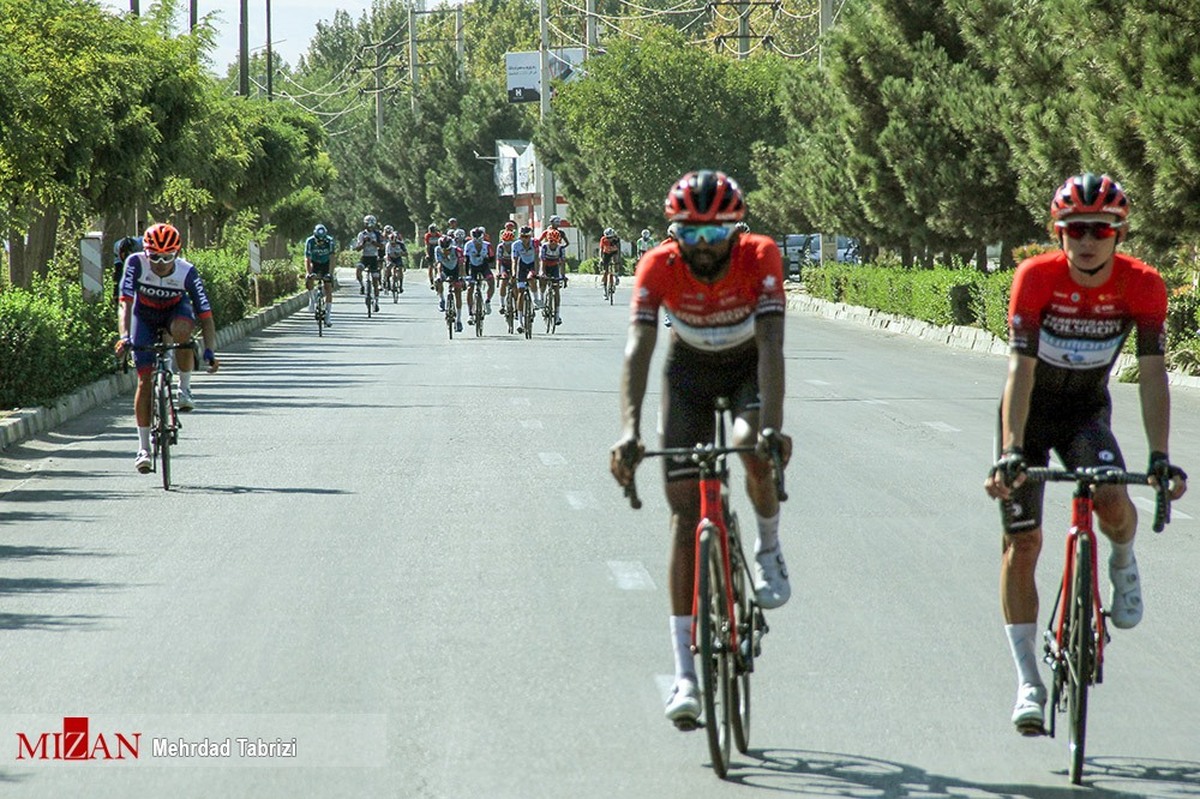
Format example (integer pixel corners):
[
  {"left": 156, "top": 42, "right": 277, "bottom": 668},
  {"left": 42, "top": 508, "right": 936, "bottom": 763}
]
[
  {"left": 1025, "top": 465, "right": 1172, "bottom": 785},
  {"left": 624, "top": 398, "right": 786, "bottom": 779}
]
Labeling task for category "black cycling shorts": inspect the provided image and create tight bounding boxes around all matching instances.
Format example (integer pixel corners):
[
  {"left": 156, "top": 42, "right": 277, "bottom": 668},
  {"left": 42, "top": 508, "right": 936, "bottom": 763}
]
[
  {"left": 660, "top": 341, "right": 760, "bottom": 482},
  {"left": 997, "top": 399, "right": 1124, "bottom": 534}
]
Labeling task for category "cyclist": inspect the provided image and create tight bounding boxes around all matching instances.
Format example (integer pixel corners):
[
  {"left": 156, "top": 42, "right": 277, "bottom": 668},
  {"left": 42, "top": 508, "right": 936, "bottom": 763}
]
[
  {"left": 448, "top": 217, "right": 467, "bottom": 251},
  {"left": 635, "top": 228, "right": 654, "bottom": 262},
  {"left": 511, "top": 225, "right": 539, "bottom": 334},
  {"left": 434, "top": 234, "right": 465, "bottom": 333},
  {"left": 424, "top": 223, "right": 441, "bottom": 290},
  {"left": 305, "top": 223, "right": 338, "bottom": 326},
  {"left": 538, "top": 215, "right": 569, "bottom": 325},
  {"left": 984, "top": 172, "right": 1189, "bottom": 735},
  {"left": 496, "top": 221, "right": 518, "bottom": 318},
  {"left": 354, "top": 214, "right": 384, "bottom": 308},
  {"left": 114, "top": 223, "right": 219, "bottom": 473},
  {"left": 463, "top": 226, "right": 496, "bottom": 322},
  {"left": 599, "top": 226, "right": 622, "bottom": 295},
  {"left": 112, "top": 235, "right": 142, "bottom": 303},
  {"left": 608, "top": 170, "right": 793, "bottom": 726},
  {"left": 384, "top": 227, "right": 408, "bottom": 294}
]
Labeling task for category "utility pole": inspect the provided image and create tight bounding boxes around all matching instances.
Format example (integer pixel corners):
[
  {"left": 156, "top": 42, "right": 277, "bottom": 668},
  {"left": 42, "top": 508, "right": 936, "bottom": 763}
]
[
  {"left": 455, "top": 9, "right": 465, "bottom": 80},
  {"left": 738, "top": 0, "right": 750, "bottom": 59},
  {"left": 374, "top": 46, "right": 384, "bottom": 140},
  {"left": 585, "top": 0, "right": 597, "bottom": 57},
  {"left": 130, "top": 0, "right": 139, "bottom": 12},
  {"left": 539, "top": 0, "right": 554, "bottom": 230},
  {"left": 239, "top": 0, "right": 250, "bottom": 96},
  {"left": 266, "top": 0, "right": 274, "bottom": 100},
  {"left": 190, "top": 0, "right": 197, "bottom": 29},
  {"left": 408, "top": 6, "right": 419, "bottom": 110},
  {"left": 819, "top": 0, "right": 833, "bottom": 68}
]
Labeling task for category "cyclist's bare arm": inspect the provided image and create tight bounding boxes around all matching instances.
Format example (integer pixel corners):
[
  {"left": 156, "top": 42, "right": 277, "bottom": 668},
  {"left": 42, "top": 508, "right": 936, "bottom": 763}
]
[
  {"left": 986, "top": 353, "right": 1037, "bottom": 499},
  {"left": 611, "top": 320, "right": 658, "bottom": 485},
  {"left": 1136, "top": 353, "right": 1171, "bottom": 455},
  {"left": 755, "top": 314, "right": 786, "bottom": 435},
  {"left": 198, "top": 316, "right": 219, "bottom": 373}
]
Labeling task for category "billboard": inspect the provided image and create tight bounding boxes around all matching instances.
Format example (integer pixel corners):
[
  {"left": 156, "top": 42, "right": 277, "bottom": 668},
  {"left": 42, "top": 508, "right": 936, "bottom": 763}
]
[{"left": 504, "top": 48, "right": 585, "bottom": 103}]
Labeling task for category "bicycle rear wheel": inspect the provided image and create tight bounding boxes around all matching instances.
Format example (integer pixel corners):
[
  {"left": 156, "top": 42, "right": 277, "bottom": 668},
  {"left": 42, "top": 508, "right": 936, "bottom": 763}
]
[
  {"left": 727, "top": 512, "right": 754, "bottom": 754},
  {"left": 474, "top": 284, "right": 484, "bottom": 337},
  {"left": 523, "top": 293, "right": 533, "bottom": 339},
  {"left": 156, "top": 374, "right": 172, "bottom": 490},
  {"left": 1067, "top": 535, "right": 1094, "bottom": 784},
  {"left": 697, "top": 525, "right": 732, "bottom": 778}
]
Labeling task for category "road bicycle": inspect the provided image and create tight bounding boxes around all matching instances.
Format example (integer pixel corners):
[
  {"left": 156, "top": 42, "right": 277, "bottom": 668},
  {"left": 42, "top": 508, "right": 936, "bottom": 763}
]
[
  {"left": 516, "top": 273, "right": 536, "bottom": 339},
  {"left": 386, "top": 258, "right": 404, "bottom": 302},
  {"left": 501, "top": 283, "right": 516, "bottom": 335},
  {"left": 468, "top": 273, "right": 486, "bottom": 337},
  {"left": 122, "top": 340, "right": 197, "bottom": 491},
  {"left": 307, "top": 273, "right": 332, "bottom": 336},
  {"left": 542, "top": 275, "right": 564, "bottom": 334},
  {"left": 364, "top": 267, "right": 380, "bottom": 317},
  {"left": 441, "top": 278, "right": 460, "bottom": 339},
  {"left": 602, "top": 261, "right": 620, "bottom": 305},
  {"left": 623, "top": 399, "right": 787, "bottom": 779},
  {"left": 1025, "top": 465, "right": 1172, "bottom": 785}
]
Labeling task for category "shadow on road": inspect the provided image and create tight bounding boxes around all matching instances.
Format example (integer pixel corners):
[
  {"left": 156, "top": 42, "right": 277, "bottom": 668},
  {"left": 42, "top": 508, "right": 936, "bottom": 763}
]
[{"left": 721, "top": 748, "right": 1200, "bottom": 798}]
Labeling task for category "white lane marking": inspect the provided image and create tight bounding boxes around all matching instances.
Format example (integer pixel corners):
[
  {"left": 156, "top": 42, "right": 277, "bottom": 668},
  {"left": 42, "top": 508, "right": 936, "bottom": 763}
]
[
  {"left": 539, "top": 452, "right": 566, "bottom": 466},
  {"left": 607, "top": 561, "right": 656, "bottom": 591},
  {"left": 863, "top": 399, "right": 890, "bottom": 405},
  {"left": 520, "top": 419, "right": 544, "bottom": 429},
  {"left": 923, "top": 421, "right": 961, "bottom": 433},
  {"left": 511, "top": 397, "right": 531, "bottom": 407},
  {"left": 565, "top": 490, "right": 598, "bottom": 510},
  {"left": 1133, "top": 496, "right": 1193, "bottom": 520},
  {"left": 806, "top": 379, "right": 831, "bottom": 386}
]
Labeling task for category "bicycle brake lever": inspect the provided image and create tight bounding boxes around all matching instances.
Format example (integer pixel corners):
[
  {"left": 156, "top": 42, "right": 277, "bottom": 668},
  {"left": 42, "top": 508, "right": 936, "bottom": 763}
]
[{"left": 624, "top": 480, "right": 642, "bottom": 510}]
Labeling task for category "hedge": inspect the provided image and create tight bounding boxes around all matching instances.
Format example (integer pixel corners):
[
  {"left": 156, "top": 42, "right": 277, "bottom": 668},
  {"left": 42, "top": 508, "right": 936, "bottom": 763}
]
[{"left": 0, "top": 253, "right": 305, "bottom": 410}]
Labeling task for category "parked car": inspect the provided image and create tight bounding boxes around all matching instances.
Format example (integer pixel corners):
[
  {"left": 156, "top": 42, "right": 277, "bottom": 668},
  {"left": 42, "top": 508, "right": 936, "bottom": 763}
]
[{"left": 777, "top": 233, "right": 860, "bottom": 278}]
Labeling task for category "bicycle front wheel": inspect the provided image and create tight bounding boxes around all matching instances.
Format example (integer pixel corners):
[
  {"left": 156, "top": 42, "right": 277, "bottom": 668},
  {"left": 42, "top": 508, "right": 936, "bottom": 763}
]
[
  {"left": 156, "top": 375, "right": 172, "bottom": 490},
  {"left": 1067, "top": 534, "right": 1094, "bottom": 784},
  {"left": 727, "top": 513, "right": 754, "bottom": 754},
  {"left": 697, "top": 525, "right": 732, "bottom": 778}
]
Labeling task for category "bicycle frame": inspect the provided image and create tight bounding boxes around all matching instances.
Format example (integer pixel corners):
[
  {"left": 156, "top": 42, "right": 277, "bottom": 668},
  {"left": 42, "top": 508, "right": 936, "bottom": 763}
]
[{"left": 1049, "top": 489, "right": 1106, "bottom": 678}]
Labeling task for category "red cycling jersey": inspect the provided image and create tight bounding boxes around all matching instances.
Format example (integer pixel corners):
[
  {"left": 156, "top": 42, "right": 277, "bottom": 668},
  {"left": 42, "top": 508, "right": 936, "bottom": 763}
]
[
  {"left": 1009, "top": 251, "right": 1167, "bottom": 404},
  {"left": 632, "top": 233, "right": 785, "bottom": 352}
]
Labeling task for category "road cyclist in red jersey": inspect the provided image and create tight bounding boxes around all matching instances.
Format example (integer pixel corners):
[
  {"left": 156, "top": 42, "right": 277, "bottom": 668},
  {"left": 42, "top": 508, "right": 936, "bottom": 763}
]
[
  {"left": 984, "top": 172, "right": 1188, "bottom": 734},
  {"left": 609, "top": 170, "right": 794, "bottom": 726}
]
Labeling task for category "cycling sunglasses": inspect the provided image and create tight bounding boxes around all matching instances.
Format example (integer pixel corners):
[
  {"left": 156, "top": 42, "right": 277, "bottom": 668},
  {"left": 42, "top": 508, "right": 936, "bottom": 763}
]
[
  {"left": 148, "top": 252, "right": 178, "bottom": 264},
  {"left": 676, "top": 223, "right": 736, "bottom": 246},
  {"left": 1059, "top": 221, "right": 1122, "bottom": 240}
]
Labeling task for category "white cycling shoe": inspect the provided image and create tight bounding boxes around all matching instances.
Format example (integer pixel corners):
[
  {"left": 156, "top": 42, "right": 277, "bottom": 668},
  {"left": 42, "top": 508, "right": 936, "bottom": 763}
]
[
  {"left": 177, "top": 389, "right": 195, "bottom": 412},
  {"left": 134, "top": 450, "right": 152, "bottom": 474},
  {"left": 1012, "top": 682, "right": 1047, "bottom": 736},
  {"left": 753, "top": 545, "right": 791, "bottom": 609},
  {"left": 664, "top": 677, "right": 700, "bottom": 726},
  {"left": 1108, "top": 558, "right": 1143, "bottom": 629}
]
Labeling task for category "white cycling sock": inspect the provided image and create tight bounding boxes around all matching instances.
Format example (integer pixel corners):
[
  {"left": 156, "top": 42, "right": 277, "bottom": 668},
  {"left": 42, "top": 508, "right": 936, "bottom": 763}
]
[
  {"left": 1109, "top": 539, "right": 1135, "bottom": 569},
  {"left": 1005, "top": 623, "right": 1043, "bottom": 688},
  {"left": 179, "top": 372, "right": 192, "bottom": 393},
  {"left": 137, "top": 426, "right": 151, "bottom": 451},
  {"left": 670, "top": 615, "right": 694, "bottom": 681},
  {"left": 755, "top": 511, "right": 781, "bottom": 554}
]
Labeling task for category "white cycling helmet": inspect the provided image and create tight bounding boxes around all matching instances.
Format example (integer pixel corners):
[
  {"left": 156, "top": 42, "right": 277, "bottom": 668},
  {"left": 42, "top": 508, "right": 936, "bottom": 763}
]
[
  {"left": 603, "top": 227, "right": 615, "bottom": 238},
  {"left": 364, "top": 214, "right": 377, "bottom": 228}
]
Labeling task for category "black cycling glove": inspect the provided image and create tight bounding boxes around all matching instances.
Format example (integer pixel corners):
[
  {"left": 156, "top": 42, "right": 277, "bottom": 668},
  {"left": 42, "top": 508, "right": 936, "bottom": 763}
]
[
  {"left": 992, "top": 447, "right": 1027, "bottom": 485},
  {"left": 1149, "top": 451, "right": 1187, "bottom": 486}
]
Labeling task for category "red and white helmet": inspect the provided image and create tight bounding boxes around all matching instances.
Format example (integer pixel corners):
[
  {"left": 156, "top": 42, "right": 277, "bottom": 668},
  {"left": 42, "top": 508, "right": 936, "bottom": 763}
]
[
  {"left": 1050, "top": 173, "right": 1129, "bottom": 222},
  {"left": 664, "top": 170, "right": 746, "bottom": 223}
]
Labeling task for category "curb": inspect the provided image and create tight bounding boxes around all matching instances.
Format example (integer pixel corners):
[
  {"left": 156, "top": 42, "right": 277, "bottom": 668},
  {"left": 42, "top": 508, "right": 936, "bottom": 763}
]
[
  {"left": 786, "top": 289, "right": 1200, "bottom": 391},
  {"left": 0, "top": 291, "right": 309, "bottom": 452}
]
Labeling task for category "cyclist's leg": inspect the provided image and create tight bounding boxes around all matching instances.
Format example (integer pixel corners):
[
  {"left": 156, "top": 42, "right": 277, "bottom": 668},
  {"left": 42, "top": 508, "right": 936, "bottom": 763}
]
[{"left": 1060, "top": 412, "right": 1140, "bottom": 627}]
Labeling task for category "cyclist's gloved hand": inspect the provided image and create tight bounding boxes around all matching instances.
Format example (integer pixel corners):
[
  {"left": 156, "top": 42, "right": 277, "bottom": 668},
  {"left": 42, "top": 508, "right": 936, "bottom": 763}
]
[
  {"left": 609, "top": 436, "right": 644, "bottom": 487},
  {"left": 114, "top": 336, "right": 132, "bottom": 356},
  {"left": 991, "top": 447, "right": 1027, "bottom": 486},
  {"left": 756, "top": 429, "right": 793, "bottom": 469},
  {"left": 203, "top": 348, "right": 220, "bottom": 374},
  {"left": 1149, "top": 450, "right": 1187, "bottom": 493}
]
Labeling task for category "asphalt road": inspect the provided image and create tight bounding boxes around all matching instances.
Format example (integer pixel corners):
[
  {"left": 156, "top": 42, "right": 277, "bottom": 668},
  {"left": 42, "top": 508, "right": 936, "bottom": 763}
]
[{"left": 1, "top": 270, "right": 1197, "bottom": 798}]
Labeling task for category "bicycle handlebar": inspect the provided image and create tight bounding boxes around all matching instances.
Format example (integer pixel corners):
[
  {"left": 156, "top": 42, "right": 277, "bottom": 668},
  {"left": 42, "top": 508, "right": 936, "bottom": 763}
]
[
  {"left": 622, "top": 440, "right": 788, "bottom": 509},
  {"left": 1024, "top": 466, "right": 1171, "bottom": 533}
]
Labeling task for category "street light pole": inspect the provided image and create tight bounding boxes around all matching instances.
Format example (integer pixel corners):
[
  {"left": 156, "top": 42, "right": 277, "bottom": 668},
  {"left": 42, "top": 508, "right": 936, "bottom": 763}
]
[{"left": 265, "top": 0, "right": 273, "bottom": 100}]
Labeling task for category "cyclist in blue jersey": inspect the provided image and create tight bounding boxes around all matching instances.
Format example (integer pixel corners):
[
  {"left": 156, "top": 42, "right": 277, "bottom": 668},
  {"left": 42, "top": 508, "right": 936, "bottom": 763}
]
[
  {"left": 114, "top": 223, "right": 219, "bottom": 473},
  {"left": 112, "top": 235, "right": 142, "bottom": 303},
  {"left": 538, "top": 215, "right": 569, "bottom": 325},
  {"left": 511, "top": 225, "right": 539, "bottom": 334},
  {"left": 434, "top": 235, "right": 465, "bottom": 333},
  {"left": 305, "top": 224, "right": 337, "bottom": 325},
  {"left": 463, "top": 226, "right": 496, "bottom": 322}
]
